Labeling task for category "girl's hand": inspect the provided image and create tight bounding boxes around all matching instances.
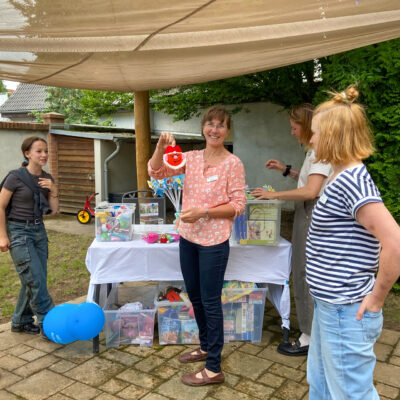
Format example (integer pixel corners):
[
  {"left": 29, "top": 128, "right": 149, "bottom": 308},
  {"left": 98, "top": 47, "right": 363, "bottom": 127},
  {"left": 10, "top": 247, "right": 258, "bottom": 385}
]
[
  {"left": 38, "top": 178, "right": 56, "bottom": 193},
  {"left": 156, "top": 132, "right": 176, "bottom": 153},
  {"left": 265, "top": 159, "right": 285, "bottom": 173},
  {"left": 0, "top": 236, "right": 10, "bottom": 252},
  {"left": 251, "top": 188, "right": 277, "bottom": 200},
  {"left": 180, "top": 208, "right": 205, "bottom": 223}
]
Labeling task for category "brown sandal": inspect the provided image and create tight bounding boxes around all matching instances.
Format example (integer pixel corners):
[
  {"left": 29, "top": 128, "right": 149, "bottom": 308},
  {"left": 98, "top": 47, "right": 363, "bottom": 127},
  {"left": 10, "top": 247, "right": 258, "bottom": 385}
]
[
  {"left": 178, "top": 348, "right": 208, "bottom": 363},
  {"left": 181, "top": 368, "right": 225, "bottom": 386}
]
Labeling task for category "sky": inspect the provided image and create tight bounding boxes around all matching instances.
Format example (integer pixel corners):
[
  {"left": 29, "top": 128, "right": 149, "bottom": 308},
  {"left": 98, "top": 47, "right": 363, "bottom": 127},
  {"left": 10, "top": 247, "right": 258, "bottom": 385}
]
[{"left": 3, "top": 80, "right": 19, "bottom": 90}]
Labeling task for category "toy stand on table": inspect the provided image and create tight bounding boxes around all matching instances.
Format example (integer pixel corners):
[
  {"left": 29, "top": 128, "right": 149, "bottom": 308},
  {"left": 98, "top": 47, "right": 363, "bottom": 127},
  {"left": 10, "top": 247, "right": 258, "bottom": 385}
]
[{"left": 122, "top": 190, "right": 166, "bottom": 224}]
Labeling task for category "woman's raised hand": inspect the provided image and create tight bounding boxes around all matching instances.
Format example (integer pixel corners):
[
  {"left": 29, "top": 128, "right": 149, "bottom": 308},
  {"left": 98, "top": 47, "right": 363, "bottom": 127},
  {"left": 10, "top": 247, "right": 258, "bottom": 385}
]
[
  {"left": 157, "top": 132, "right": 176, "bottom": 152},
  {"left": 265, "top": 159, "right": 285, "bottom": 173}
]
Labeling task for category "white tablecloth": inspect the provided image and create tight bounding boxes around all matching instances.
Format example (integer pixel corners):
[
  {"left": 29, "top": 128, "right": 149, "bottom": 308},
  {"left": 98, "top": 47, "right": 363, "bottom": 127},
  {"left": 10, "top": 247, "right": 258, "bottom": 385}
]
[{"left": 85, "top": 226, "right": 292, "bottom": 328}]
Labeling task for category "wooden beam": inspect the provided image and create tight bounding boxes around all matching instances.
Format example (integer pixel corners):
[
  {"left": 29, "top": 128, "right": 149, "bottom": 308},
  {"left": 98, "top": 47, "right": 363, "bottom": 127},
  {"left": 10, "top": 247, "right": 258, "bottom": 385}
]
[{"left": 134, "top": 91, "right": 151, "bottom": 193}]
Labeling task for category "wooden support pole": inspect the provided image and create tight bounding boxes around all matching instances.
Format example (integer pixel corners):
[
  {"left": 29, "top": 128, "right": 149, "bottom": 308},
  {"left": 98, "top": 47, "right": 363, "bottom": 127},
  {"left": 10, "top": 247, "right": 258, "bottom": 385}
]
[{"left": 134, "top": 91, "right": 151, "bottom": 193}]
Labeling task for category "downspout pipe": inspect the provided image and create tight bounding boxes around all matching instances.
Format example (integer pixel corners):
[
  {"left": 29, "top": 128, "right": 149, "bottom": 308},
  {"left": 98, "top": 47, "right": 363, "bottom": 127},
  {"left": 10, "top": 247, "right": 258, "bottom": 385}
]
[{"left": 103, "top": 139, "right": 121, "bottom": 202}]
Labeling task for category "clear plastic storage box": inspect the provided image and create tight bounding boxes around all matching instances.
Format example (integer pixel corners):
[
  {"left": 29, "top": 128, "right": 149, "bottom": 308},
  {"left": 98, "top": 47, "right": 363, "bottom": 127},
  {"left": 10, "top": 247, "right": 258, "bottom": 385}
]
[
  {"left": 95, "top": 203, "right": 136, "bottom": 242},
  {"left": 154, "top": 282, "right": 267, "bottom": 344},
  {"left": 103, "top": 286, "right": 157, "bottom": 348},
  {"left": 233, "top": 200, "right": 282, "bottom": 245}
]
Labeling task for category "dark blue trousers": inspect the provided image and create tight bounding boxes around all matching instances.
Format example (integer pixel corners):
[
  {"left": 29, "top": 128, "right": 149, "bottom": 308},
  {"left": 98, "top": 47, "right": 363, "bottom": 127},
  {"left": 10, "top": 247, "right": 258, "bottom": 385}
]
[{"left": 179, "top": 237, "right": 229, "bottom": 373}]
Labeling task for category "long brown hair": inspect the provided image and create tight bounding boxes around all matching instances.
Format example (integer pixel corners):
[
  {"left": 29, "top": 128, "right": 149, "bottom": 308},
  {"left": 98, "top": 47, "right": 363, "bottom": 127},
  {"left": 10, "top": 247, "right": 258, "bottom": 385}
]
[
  {"left": 289, "top": 103, "right": 314, "bottom": 148},
  {"left": 21, "top": 136, "right": 47, "bottom": 167}
]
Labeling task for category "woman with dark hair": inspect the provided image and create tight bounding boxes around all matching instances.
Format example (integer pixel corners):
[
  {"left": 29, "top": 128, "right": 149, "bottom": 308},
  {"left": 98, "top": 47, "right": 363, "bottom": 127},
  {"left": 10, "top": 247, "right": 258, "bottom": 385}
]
[
  {"left": 252, "top": 104, "right": 333, "bottom": 356},
  {"left": 149, "top": 105, "right": 246, "bottom": 386},
  {"left": 0, "top": 136, "right": 58, "bottom": 336}
]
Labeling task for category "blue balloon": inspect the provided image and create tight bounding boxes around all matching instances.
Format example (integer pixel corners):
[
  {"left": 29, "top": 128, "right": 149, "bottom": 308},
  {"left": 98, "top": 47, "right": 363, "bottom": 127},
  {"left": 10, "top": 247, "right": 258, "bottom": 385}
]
[
  {"left": 43, "top": 304, "right": 77, "bottom": 344},
  {"left": 67, "top": 302, "right": 105, "bottom": 341}
]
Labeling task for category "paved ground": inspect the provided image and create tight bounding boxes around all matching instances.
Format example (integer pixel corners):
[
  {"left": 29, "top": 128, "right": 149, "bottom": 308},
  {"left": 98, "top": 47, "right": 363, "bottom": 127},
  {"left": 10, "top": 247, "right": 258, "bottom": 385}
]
[{"left": 1, "top": 217, "right": 399, "bottom": 400}]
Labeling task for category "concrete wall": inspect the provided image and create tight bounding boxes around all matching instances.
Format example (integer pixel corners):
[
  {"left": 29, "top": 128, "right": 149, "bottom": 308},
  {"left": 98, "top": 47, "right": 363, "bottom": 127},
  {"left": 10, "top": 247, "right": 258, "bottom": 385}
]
[
  {"left": 0, "top": 128, "right": 48, "bottom": 179},
  {"left": 95, "top": 139, "right": 137, "bottom": 203}
]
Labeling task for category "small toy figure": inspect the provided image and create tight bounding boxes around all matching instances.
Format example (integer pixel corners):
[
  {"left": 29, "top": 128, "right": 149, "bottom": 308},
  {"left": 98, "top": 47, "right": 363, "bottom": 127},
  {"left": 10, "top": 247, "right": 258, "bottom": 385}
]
[{"left": 163, "top": 145, "right": 186, "bottom": 169}]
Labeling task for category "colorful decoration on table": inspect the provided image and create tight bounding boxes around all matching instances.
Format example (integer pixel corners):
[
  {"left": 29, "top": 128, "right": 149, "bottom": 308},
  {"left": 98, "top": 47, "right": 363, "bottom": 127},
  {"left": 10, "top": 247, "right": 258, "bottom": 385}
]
[
  {"left": 157, "top": 286, "right": 185, "bottom": 302},
  {"left": 163, "top": 145, "right": 186, "bottom": 169},
  {"left": 96, "top": 204, "right": 133, "bottom": 242},
  {"left": 246, "top": 185, "right": 275, "bottom": 200},
  {"left": 221, "top": 280, "right": 258, "bottom": 304},
  {"left": 43, "top": 302, "right": 105, "bottom": 344},
  {"left": 142, "top": 232, "right": 180, "bottom": 244},
  {"left": 148, "top": 174, "right": 185, "bottom": 213}
]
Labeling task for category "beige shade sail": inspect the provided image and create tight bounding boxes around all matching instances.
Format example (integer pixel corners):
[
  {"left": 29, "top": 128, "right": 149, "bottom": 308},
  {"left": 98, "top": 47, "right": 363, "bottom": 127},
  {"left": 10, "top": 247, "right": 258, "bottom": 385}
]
[{"left": 0, "top": 0, "right": 399, "bottom": 91}]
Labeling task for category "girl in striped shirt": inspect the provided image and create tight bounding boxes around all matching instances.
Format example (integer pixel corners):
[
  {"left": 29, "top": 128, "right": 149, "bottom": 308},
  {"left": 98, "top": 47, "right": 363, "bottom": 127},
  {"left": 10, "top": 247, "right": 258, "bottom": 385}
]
[{"left": 306, "top": 86, "right": 400, "bottom": 399}]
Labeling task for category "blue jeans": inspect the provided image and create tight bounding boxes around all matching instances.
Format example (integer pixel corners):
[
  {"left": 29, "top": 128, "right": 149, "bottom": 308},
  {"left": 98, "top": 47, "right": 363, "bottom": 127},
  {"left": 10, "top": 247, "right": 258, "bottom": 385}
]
[
  {"left": 308, "top": 298, "right": 382, "bottom": 400},
  {"left": 7, "top": 220, "right": 54, "bottom": 326},
  {"left": 179, "top": 237, "right": 229, "bottom": 373}
]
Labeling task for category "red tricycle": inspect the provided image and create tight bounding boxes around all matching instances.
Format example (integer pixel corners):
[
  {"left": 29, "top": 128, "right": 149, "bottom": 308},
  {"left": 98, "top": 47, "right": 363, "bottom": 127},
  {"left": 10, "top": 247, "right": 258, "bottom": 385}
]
[{"left": 76, "top": 192, "right": 98, "bottom": 224}]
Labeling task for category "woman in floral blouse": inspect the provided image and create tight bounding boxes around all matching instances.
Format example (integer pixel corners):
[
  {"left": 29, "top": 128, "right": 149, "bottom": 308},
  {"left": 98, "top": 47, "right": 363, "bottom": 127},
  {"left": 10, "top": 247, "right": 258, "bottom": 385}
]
[{"left": 149, "top": 105, "right": 246, "bottom": 386}]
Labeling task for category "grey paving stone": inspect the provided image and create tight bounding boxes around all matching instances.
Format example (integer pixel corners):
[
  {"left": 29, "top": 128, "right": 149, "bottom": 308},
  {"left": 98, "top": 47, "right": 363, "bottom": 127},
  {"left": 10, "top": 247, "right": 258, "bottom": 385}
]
[
  {"left": 378, "top": 329, "right": 400, "bottom": 346},
  {"left": 49, "top": 359, "right": 77, "bottom": 373},
  {"left": 123, "top": 346, "right": 156, "bottom": 357},
  {"left": 235, "top": 379, "right": 275, "bottom": 399},
  {"left": 141, "top": 394, "right": 170, "bottom": 400},
  {"left": 375, "top": 382, "right": 399, "bottom": 399},
  {"left": 257, "top": 346, "right": 305, "bottom": 369},
  {"left": 152, "top": 364, "right": 179, "bottom": 380},
  {"left": 155, "top": 374, "right": 212, "bottom": 400},
  {"left": 257, "top": 372, "right": 285, "bottom": 389},
  {"left": 53, "top": 341, "right": 97, "bottom": 364},
  {"left": 273, "top": 380, "right": 308, "bottom": 400},
  {"left": 251, "top": 331, "right": 274, "bottom": 347},
  {"left": 222, "top": 351, "right": 272, "bottom": 380},
  {"left": 93, "top": 394, "right": 121, "bottom": 400},
  {"left": 0, "top": 390, "right": 20, "bottom": 400},
  {"left": 61, "top": 381, "right": 102, "bottom": 400},
  {"left": 135, "top": 355, "right": 165, "bottom": 372},
  {"left": 0, "top": 355, "right": 27, "bottom": 371},
  {"left": 6, "top": 344, "right": 32, "bottom": 356},
  {"left": 47, "top": 394, "right": 74, "bottom": 400},
  {"left": 374, "top": 342, "right": 393, "bottom": 362},
  {"left": 0, "top": 331, "right": 35, "bottom": 351},
  {"left": 223, "top": 371, "right": 240, "bottom": 388},
  {"left": 393, "top": 341, "right": 400, "bottom": 357},
  {"left": 239, "top": 343, "right": 263, "bottom": 356},
  {"left": 98, "top": 378, "right": 130, "bottom": 394},
  {"left": 18, "top": 348, "right": 47, "bottom": 362},
  {"left": 268, "top": 363, "right": 305, "bottom": 383},
  {"left": 25, "top": 336, "right": 63, "bottom": 353},
  {"left": 65, "top": 357, "right": 125, "bottom": 386},
  {"left": 117, "top": 368, "right": 162, "bottom": 389},
  {"left": 8, "top": 370, "right": 73, "bottom": 400},
  {"left": 100, "top": 349, "right": 140, "bottom": 366},
  {"left": 0, "top": 368, "right": 22, "bottom": 390},
  {"left": 220, "top": 342, "right": 243, "bottom": 358},
  {"left": 12, "top": 354, "right": 59, "bottom": 378},
  {"left": 374, "top": 362, "right": 400, "bottom": 387},
  {"left": 156, "top": 345, "right": 186, "bottom": 359},
  {"left": 117, "top": 384, "right": 150, "bottom": 400},
  {"left": 389, "top": 356, "right": 400, "bottom": 367},
  {"left": 212, "top": 385, "right": 257, "bottom": 400}
]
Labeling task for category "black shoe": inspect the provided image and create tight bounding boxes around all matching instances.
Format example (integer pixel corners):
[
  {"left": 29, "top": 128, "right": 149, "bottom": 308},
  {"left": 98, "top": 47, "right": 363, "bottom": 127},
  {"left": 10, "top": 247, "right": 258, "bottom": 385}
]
[
  {"left": 277, "top": 339, "right": 309, "bottom": 357},
  {"left": 11, "top": 323, "right": 40, "bottom": 335}
]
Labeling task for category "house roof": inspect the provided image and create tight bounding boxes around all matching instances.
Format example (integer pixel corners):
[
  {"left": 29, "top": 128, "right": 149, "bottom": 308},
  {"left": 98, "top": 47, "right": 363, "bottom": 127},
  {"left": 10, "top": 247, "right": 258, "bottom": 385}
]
[{"left": 0, "top": 83, "right": 49, "bottom": 113}]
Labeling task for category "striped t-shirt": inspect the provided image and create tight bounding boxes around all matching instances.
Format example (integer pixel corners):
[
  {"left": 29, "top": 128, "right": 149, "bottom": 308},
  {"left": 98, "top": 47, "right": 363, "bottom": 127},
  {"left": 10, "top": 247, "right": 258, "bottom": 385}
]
[{"left": 306, "top": 164, "right": 382, "bottom": 304}]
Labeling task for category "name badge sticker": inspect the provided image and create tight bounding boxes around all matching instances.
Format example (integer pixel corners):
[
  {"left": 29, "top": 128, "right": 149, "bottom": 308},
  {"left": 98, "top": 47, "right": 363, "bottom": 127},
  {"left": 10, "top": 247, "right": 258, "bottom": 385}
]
[
  {"left": 319, "top": 193, "right": 328, "bottom": 204},
  {"left": 207, "top": 175, "right": 218, "bottom": 183}
]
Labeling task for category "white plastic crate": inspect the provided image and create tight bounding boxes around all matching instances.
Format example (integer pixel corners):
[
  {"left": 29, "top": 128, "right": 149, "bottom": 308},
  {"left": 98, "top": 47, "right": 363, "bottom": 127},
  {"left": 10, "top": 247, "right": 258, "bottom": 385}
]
[
  {"left": 234, "top": 200, "right": 282, "bottom": 245},
  {"left": 95, "top": 203, "right": 135, "bottom": 242},
  {"left": 103, "top": 286, "right": 157, "bottom": 347}
]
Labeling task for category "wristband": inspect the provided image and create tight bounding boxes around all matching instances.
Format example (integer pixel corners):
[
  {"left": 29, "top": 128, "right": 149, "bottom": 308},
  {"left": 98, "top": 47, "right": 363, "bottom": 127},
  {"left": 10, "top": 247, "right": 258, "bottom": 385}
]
[
  {"left": 205, "top": 209, "right": 209, "bottom": 219},
  {"left": 282, "top": 165, "right": 291, "bottom": 177}
]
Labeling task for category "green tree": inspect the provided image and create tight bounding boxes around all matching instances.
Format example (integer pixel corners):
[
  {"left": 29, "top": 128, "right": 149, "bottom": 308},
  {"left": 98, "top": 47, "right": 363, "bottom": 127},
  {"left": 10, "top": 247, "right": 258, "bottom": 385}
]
[
  {"left": 36, "top": 87, "right": 133, "bottom": 125},
  {"left": 0, "top": 80, "right": 7, "bottom": 93},
  {"left": 151, "top": 60, "right": 319, "bottom": 120},
  {"left": 314, "top": 38, "right": 400, "bottom": 222}
]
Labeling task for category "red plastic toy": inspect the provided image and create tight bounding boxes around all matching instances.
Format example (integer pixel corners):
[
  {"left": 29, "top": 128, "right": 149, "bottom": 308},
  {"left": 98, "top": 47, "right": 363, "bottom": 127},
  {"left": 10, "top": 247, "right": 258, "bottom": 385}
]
[{"left": 76, "top": 192, "right": 98, "bottom": 224}]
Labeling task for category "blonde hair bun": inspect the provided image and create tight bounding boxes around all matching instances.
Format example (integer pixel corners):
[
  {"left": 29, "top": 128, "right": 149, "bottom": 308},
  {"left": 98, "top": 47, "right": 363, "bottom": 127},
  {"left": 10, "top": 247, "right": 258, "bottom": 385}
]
[{"left": 332, "top": 85, "right": 359, "bottom": 104}]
